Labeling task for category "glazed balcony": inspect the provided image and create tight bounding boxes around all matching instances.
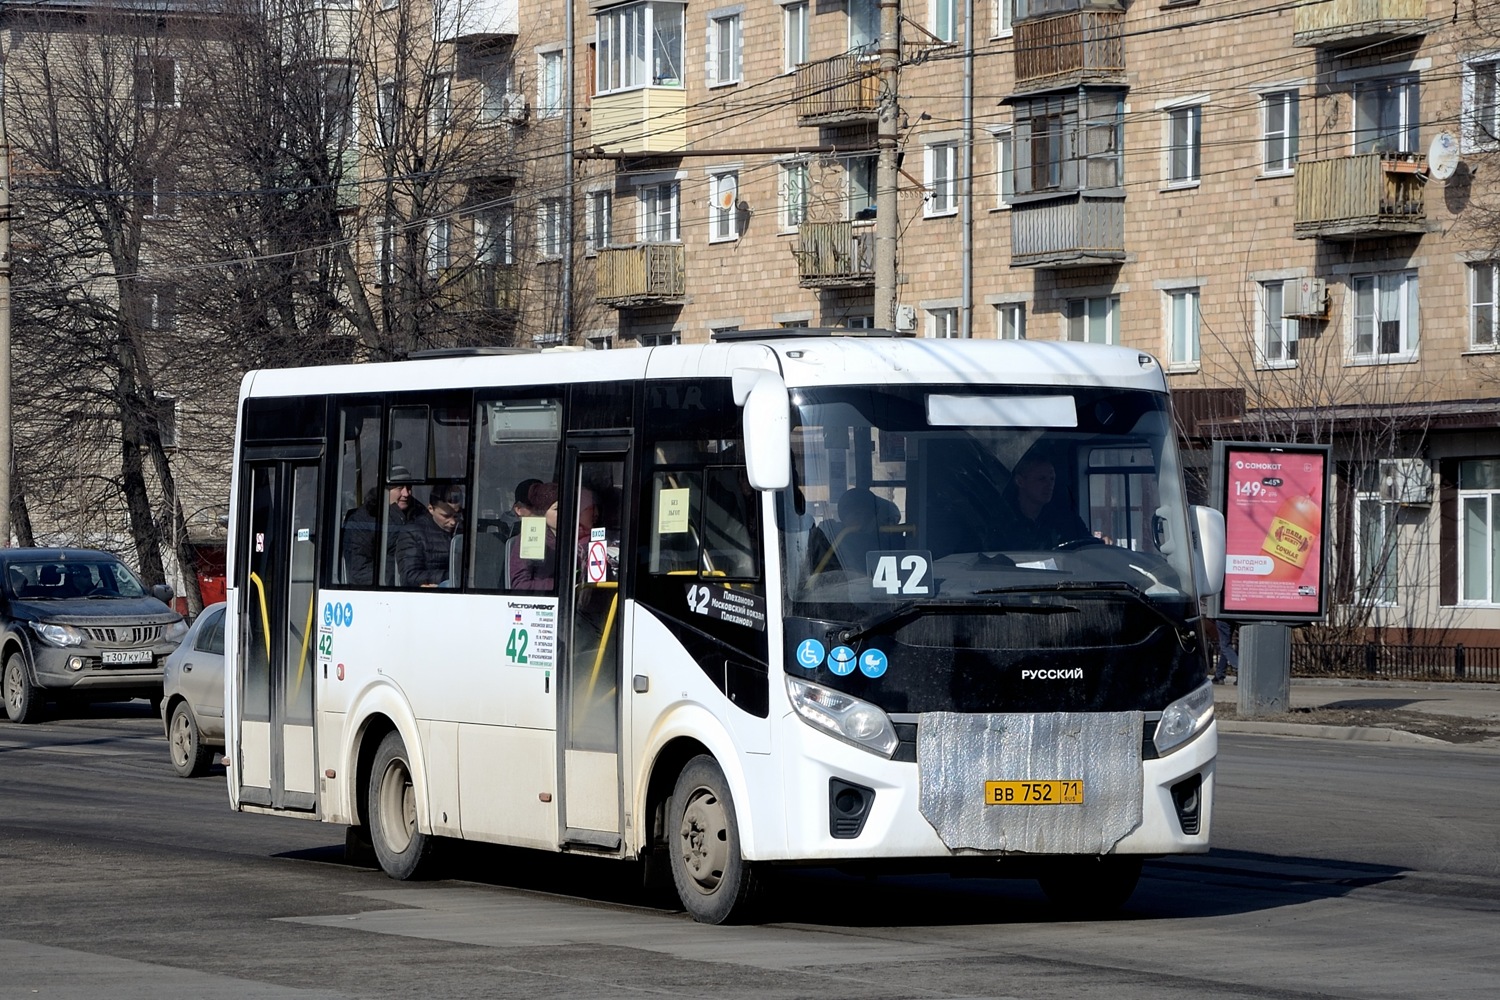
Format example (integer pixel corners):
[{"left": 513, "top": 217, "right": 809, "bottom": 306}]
[
  {"left": 795, "top": 54, "right": 880, "bottom": 126},
  {"left": 438, "top": 263, "right": 521, "bottom": 313},
  {"left": 1010, "top": 193, "right": 1125, "bottom": 268},
  {"left": 793, "top": 221, "right": 874, "bottom": 288},
  {"left": 1011, "top": 9, "right": 1126, "bottom": 96},
  {"left": 596, "top": 244, "right": 685, "bottom": 307},
  {"left": 1292, "top": 0, "right": 1427, "bottom": 49},
  {"left": 591, "top": 88, "right": 688, "bottom": 154},
  {"left": 1293, "top": 153, "right": 1426, "bottom": 239}
]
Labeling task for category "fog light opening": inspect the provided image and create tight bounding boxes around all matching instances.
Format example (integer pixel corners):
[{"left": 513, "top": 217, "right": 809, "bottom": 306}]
[
  {"left": 67, "top": 657, "right": 85, "bottom": 671},
  {"left": 829, "top": 778, "right": 875, "bottom": 839},
  {"left": 1170, "top": 774, "right": 1202, "bottom": 836}
]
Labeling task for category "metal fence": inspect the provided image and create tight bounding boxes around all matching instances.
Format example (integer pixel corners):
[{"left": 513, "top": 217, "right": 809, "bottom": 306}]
[{"left": 1291, "top": 643, "right": 1500, "bottom": 682}]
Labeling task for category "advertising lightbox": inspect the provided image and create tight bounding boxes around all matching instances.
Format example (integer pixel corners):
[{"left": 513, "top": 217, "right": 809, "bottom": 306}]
[{"left": 1210, "top": 441, "right": 1331, "bottom": 623}]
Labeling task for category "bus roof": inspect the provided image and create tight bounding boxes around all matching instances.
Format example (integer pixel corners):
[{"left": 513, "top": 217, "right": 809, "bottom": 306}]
[{"left": 239, "top": 336, "right": 1168, "bottom": 400}]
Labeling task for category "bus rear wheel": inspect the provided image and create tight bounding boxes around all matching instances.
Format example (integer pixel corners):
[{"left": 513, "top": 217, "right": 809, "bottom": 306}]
[
  {"left": 368, "top": 731, "right": 437, "bottom": 880},
  {"left": 668, "top": 755, "right": 760, "bottom": 924},
  {"left": 1037, "top": 856, "right": 1143, "bottom": 917}
]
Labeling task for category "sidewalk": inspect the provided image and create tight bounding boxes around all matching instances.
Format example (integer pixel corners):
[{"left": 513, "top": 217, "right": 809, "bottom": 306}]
[{"left": 1212, "top": 677, "right": 1500, "bottom": 747}]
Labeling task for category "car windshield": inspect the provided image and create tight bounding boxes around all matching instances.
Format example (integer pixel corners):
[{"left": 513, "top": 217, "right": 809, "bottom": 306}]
[{"left": 4, "top": 559, "right": 150, "bottom": 601}]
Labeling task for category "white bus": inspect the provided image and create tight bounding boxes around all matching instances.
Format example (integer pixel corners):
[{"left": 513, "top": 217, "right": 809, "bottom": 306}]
[{"left": 225, "top": 331, "right": 1226, "bottom": 923}]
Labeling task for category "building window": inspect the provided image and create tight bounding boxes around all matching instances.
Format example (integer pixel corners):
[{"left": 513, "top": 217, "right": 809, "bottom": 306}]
[
  {"left": 1066, "top": 295, "right": 1119, "bottom": 344},
  {"left": 154, "top": 394, "right": 179, "bottom": 450},
  {"left": 1167, "top": 103, "right": 1201, "bottom": 185},
  {"left": 429, "top": 73, "right": 452, "bottom": 129},
  {"left": 924, "top": 142, "right": 957, "bottom": 217},
  {"left": 474, "top": 209, "right": 514, "bottom": 265},
  {"left": 780, "top": 161, "right": 809, "bottom": 230},
  {"left": 538, "top": 198, "right": 564, "bottom": 258},
  {"left": 638, "top": 332, "right": 681, "bottom": 346},
  {"left": 134, "top": 56, "right": 178, "bottom": 108},
  {"left": 1460, "top": 459, "right": 1500, "bottom": 604},
  {"left": 1354, "top": 76, "right": 1419, "bottom": 154},
  {"left": 846, "top": 155, "right": 876, "bottom": 220},
  {"left": 427, "top": 218, "right": 451, "bottom": 273},
  {"left": 994, "top": 128, "right": 1013, "bottom": 207},
  {"left": 476, "top": 54, "right": 518, "bottom": 124},
  {"left": 1259, "top": 280, "right": 1299, "bottom": 366},
  {"left": 377, "top": 78, "right": 399, "bottom": 146},
  {"left": 932, "top": 0, "right": 956, "bottom": 43},
  {"left": 588, "top": 335, "right": 615, "bottom": 350},
  {"left": 538, "top": 49, "right": 563, "bottom": 117},
  {"left": 596, "top": 2, "right": 685, "bottom": 93},
  {"left": 586, "top": 191, "right": 612, "bottom": 255},
  {"left": 996, "top": 0, "right": 1012, "bottom": 37},
  {"left": 784, "top": 1, "right": 808, "bottom": 71},
  {"left": 139, "top": 168, "right": 177, "bottom": 219},
  {"left": 709, "top": 171, "right": 739, "bottom": 242},
  {"left": 707, "top": 11, "right": 742, "bottom": 87},
  {"left": 1352, "top": 271, "right": 1418, "bottom": 362},
  {"left": 781, "top": 319, "right": 810, "bottom": 328},
  {"left": 848, "top": 0, "right": 878, "bottom": 54},
  {"left": 1464, "top": 57, "right": 1500, "bottom": 152},
  {"left": 1167, "top": 288, "right": 1200, "bottom": 368},
  {"left": 996, "top": 302, "right": 1025, "bottom": 340},
  {"left": 139, "top": 283, "right": 178, "bottom": 332},
  {"left": 927, "top": 307, "right": 960, "bottom": 339},
  {"left": 1263, "top": 90, "right": 1299, "bottom": 173},
  {"left": 1013, "top": 90, "right": 1123, "bottom": 197},
  {"left": 640, "top": 182, "right": 680, "bottom": 242},
  {"left": 1355, "top": 465, "right": 1398, "bottom": 606},
  {"left": 320, "top": 64, "right": 357, "bottom": 144},
  {"left": 846, "top": 315, "right": 875, "bottom": 329},
  {"left": 1471, "top": 262, "right": 1499, "bottom": 350}
]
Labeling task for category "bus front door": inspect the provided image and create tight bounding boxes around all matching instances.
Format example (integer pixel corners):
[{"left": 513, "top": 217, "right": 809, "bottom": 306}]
[
  {"left": 560, "top": 444, "right": 629, "bottom": 850},
  {"left": 237, "top": 455, "right": 321, "bottom": 813}
]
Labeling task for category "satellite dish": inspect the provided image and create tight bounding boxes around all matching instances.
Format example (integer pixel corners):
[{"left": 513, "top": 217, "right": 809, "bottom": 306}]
[
  {"left": 716, "top": 177, "right": 738, "bottom": 211},
  {"left": 1427, "top": 131, "right": 1459, "bottom": 181}
]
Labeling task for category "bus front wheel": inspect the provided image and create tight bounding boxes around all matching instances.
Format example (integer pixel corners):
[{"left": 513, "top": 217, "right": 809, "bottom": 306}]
[
  {"left": 1036, "top": 856, "right": 1142, "bottom": 917},
  {"left": 668, "top": 755, "right": 760, "bottom": 924},
  {"left": 368, "top": 731, "right": 437, "bottom": 880}
]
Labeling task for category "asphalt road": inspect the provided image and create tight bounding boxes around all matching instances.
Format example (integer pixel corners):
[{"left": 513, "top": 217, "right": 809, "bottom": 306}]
[{"left": 2, "top": 703, "right": 1497, "bottom": 1000}]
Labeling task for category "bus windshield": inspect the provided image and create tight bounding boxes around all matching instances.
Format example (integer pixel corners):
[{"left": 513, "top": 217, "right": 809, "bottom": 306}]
[{"left": 778, "top": 384, "right": 1204, "bottom": 713}]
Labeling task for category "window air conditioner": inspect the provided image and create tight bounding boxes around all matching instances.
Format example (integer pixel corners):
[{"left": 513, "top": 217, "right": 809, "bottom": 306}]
[
  {"left": 1379, "top": 457, "right": 1432, "bottom": 505},
  {"left": 1284, "top": 277, "right": 1328, "bottom": 319}
]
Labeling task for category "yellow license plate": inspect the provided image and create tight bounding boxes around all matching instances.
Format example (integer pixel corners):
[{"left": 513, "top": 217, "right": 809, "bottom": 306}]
[{"left": 984, "top": 780, "right": 1083, "bottom": 805}]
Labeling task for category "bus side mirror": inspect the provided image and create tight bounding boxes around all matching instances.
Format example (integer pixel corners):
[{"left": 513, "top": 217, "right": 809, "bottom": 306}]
[
  {"left": 734, "top": 368, "right": 791, "bottom": 491},
  {"left": 1191, "top": 505, "right": 1225, "bottom": 596}
]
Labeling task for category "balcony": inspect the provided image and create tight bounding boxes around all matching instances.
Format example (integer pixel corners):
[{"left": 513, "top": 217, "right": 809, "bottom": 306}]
[
  {"left": 596, "top": 244, "right": 685, "bottom": 307},
  {"left": 792, "top": 221, "right": 874, "bottom": 288},
  {"left": 439, "top": 263, "right": 521, "bottom": 313},
  {"left": 591, "top": 88, "right": 687, "bottom": 155},
  {"left": 282, "top": 5, "right": 355, "bottom": 58},
  {"left": 436, "top": 0, "right": 518, "bottom": 42},
  {"left": 1011, "top": 9, "right": 1126, "bottom": 95},
  {"left": 1293, "top": 153, "right": 1425, "bottom": 239},
  {"left": 795, "top": 54, "right": 880, "bottom": 126},
  {"left": 1292, "top": 0, "right": 1427, "bottom": 49},
  {"left": 1010, "top": 193, "right": 1125, "bottom": 268}
]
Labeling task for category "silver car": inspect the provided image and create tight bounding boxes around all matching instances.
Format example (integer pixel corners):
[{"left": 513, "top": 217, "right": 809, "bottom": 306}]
[{"left": 161, "top": 603, "right": 226, "bottom": 777}]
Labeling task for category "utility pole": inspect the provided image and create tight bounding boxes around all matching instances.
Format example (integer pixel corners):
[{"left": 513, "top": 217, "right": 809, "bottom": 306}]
[
  {"left": 0, "top": 60, "right": 12, "bottom": 547},
  {"left": 874, "top": 0, "right": 899, "bottom": 331}
]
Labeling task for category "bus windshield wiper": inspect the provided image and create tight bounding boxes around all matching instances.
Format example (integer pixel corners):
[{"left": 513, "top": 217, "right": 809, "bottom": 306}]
[
  {"left": 974, "top": 581, "right": 1186, "bottom": 633},
  {"left": 833, "top": 598, "right": 1078, "bottom": 646}
]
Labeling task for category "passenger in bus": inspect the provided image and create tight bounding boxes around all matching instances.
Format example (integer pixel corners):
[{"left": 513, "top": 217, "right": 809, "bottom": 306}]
[
  {"left": 995, "top": 454, "right": 1091, "bottom": 550},
  {"left": 399, "top": 487, "right": 464, "bottom": 587},
  {"left": 510, "top": 481, "right": 561, "bottom": 591},
  {"left": 807, "top": 488, "right": 900, "bottom": 575},
  {"left": 342, "top": 470, "right": 422, "bottom": 585}
]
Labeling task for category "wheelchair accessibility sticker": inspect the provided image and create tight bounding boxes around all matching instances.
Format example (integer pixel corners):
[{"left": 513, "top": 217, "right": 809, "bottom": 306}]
[{"left": 796, "top": 638, "right": 826, "bottom": 670}]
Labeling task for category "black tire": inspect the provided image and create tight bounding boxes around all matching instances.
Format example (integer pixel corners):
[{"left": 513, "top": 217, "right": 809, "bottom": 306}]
[
  {"left": 668, "top": 755, "right": 760, "bottom": 924},
  {"left": 167, "top": 701, "right": 214, "bottom": 778},
  {"left": 3, "top": 652, "right": 43, "bottom": 724},
  {"left": 1037, "top": 856, "right": 1143, "bottom": 917},
  {"left": 368, "top": 731, "right": 438, "bottom": 880}
]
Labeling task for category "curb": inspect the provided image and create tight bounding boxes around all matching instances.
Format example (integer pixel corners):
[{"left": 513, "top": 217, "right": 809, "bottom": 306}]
[{"left": 1218, "top": 720, "right": 1447, "bottom": 745}]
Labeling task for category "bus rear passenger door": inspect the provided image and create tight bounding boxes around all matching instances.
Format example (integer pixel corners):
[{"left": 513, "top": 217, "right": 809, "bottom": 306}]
[
  {"left": 237, "top": 454, "right": 321, "bottom": 813},
  {"left": 560, "top": 442, "right": 629, "bottom": 850}
]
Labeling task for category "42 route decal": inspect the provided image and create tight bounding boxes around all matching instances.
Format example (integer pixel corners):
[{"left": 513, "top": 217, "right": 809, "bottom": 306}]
[{"left": 684, "top": 583, "right": 767, "bottom": 632}]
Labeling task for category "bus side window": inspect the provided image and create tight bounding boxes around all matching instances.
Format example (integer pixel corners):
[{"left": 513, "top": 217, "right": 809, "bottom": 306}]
[
  {"left": 470, "top": 396, "right": 564, "bottom": 592},
  {"left": 333, "top": 403, "right": 382, "bottom": 587},
  {"left": 701, "top": 466, "right": 760, "bottom": 579}
]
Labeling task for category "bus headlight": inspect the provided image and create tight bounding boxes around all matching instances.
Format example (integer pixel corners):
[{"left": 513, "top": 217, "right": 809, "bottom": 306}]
[
  {"left": 785, "top": 675, "right": 899, "bottom": 758},
  {"left": 1154, "top": 681, "right": 1215, "bottom": 756}
]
